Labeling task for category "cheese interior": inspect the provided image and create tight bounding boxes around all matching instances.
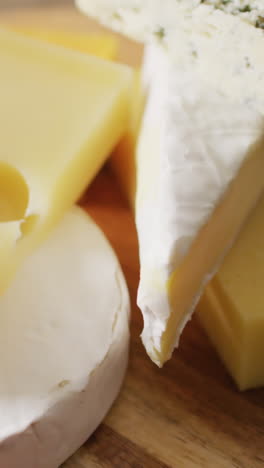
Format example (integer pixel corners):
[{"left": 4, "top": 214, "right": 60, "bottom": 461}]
[{"left": 0, "top": 27, "right": 133, "bottom": 292}]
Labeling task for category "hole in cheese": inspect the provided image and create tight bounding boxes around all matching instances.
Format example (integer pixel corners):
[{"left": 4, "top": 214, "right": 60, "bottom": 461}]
[{"left": 0, "top": 163, "right": 29, "bottom": 222}]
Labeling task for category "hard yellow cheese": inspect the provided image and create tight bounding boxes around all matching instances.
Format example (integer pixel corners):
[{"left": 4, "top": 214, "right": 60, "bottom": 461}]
[
  {"left": 15, "top": 26, "right": 143, "bottom": 207},
  {"left": 197, "top": 194, "right": 264, "bottom": 390},
  {"left": 0, "top": 27, "right": 133, "bottom": 291}
]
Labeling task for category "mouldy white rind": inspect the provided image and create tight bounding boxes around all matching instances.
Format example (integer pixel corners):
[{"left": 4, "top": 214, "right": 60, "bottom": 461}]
[{"left": 0, "top": 206, "right": 130, "bottom": 468}]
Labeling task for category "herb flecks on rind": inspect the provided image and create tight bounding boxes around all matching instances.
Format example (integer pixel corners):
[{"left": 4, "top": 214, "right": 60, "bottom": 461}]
[{"left": 199, "top": 1, "right": 264, "bottom": 31}]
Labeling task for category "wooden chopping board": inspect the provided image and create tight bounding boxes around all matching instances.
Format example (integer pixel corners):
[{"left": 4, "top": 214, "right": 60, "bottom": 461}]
[{"left": 1, "top": 4, "right": 264, "bottom": 467}]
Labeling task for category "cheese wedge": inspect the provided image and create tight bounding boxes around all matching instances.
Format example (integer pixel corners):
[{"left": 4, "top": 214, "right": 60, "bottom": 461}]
[
  {"left": 197, "top": 193, "right": 264, "bottom": 390},
  {"left": 0, "top": 206, "right": 130, "bottom": 468},
  {"left": 0, "top": 27, "right": 133, "bottom": 293},
  {"left": 76, "top": 0, "right": 264, "bottom": 366}
]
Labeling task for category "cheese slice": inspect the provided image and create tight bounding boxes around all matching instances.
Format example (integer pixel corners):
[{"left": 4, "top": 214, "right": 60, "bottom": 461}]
[
  {"left": 0, "top": 27, "right": 133, "bottom": 293},
  {"left": 197, "top": 194, "right": 264, "bottom": 390},
  {"left": 77, "top": 0, "right": 264, "bottom": 366},
  {"left": 0, "top": 206, "right": 130, "bottom": 468}
]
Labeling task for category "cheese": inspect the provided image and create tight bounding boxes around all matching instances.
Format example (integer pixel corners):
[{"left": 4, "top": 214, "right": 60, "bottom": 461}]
[
  {"left": 0, "top": 206, "right": 130, "bottom": 467},
  {"left": 197, "top": 194, "right": 264, "bottom": 390},
  {"left": 0, "top": 27, "right": 133, "bottom": 293},
  {"left": 9, "top": 27, "right": 118, "bottom": 60},
  {"left": 76, "top": 1, "right": 264, "bottom": 111},
  {"left": 136, "top": 45, "right": 264, "bottom": 366},
  {"left": 77, "top": 0, "right": 264, "bottom": 366}
]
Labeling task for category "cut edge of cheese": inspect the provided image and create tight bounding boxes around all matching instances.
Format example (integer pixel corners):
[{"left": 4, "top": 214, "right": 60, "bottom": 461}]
[
  {"left": 197, "top": 192, "right": 264, "bottom": 391},
  {"left": 0, "top": 206, "right": 130, "bottom": 467},
  {"left": 139, "top": 134, "right": 264, "bottom": 365}
]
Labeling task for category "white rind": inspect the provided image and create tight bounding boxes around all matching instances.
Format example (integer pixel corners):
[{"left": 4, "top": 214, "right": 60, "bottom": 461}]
[
  {"left": 0, "top": 207, "right": 130, "bottom": 468},
  {"left": 76, "top": 0, "right": 264, "bottom": 113},
  {"left": 76, "top": 0, "right": 264, "bottom": 29}
]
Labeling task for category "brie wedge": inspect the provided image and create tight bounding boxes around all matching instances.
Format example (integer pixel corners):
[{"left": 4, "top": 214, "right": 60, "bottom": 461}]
[
  {"left": 0, "top": 207, "right": 130, "bottom": 468},
  {"left": 136, "top": 45, "right": 264, "bottom": 365},
  {"left": 77, "top": 0, "right": 264, "bottom": 365}
]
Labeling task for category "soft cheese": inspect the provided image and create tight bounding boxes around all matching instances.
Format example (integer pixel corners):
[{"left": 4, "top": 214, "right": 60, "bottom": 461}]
[
  {"left": 77, "top": 0, "right": 264, "bottom": 365},
  {"left": 0, "top": 207, "right": 130, "bottom": 468},
  {"left": 76, "top": 1, "right": 264, "bottom": 112},
  {"left": 197, "top": 194, "right": 264, "bottom": 390},
  {"left": 0, "top": 27, "right": 133, "bottom": 292},
  {"left": 136, "top": 45, "right": 264, "bottom": 365}
]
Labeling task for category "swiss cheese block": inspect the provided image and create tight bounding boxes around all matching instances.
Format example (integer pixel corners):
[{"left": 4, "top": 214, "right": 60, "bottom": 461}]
[
  {"left": 0, "top": 27, "right": 133, "bottom": 292},
  {"left": 197, "top": 194, "right": 264, "bottom": 390},
  {"left": 77, "top": 0, "right": 264, "bottom": 366},
  {"left": 0, "top": 206, "right": 130, "bottom": 468}
]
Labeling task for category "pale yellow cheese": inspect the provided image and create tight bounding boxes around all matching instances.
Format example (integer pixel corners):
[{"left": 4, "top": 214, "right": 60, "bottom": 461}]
[
  {"left": 9, "top": 27, "right": 118, "bottom": 60},
  {"left": 197, "top": 194, "right": 264, "bottom": 390},
  {"left": 0, "top": 27, "right": 133, "bottom": 291},
  {"left": 16, "top": 26, "right": 143, "bottom": 207}
]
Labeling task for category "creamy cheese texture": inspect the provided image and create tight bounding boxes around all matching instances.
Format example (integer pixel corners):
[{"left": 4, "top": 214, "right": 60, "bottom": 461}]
[
  {"left": 0, "top": 27, "right": 133, "bottom": 294},
  {"left": 0, "top": 207, "right": 130, "bottom": 468},
  {"left": 77, "top": 0, "right": 264, "bottom": 366}
]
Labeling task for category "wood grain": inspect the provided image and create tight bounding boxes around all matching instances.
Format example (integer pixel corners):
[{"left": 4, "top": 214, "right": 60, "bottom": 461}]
[{"left": 1, "top": 4, "right": 264, "bottom": 467}]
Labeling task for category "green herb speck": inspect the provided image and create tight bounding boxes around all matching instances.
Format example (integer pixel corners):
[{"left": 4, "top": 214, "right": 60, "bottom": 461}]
[
  {"left": 239, "top": 5, "right": 251, "bottom": 13},
  {"left": 244, "top": 56, "right": 251, "bottom": 68},
  {"left": 112, "top": 11, "right": 122, "bottom": 21},
  {"left": 154, "top": 27, "right": 166, "bottom": 40},
  {"left": 256, "top": 16, "right": 264, "bottom": 29}
]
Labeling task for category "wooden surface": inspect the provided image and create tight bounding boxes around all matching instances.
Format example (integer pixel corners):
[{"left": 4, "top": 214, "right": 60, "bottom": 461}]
[{"left": 1, "top": 4, "right": 264, "bottom": 467}]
